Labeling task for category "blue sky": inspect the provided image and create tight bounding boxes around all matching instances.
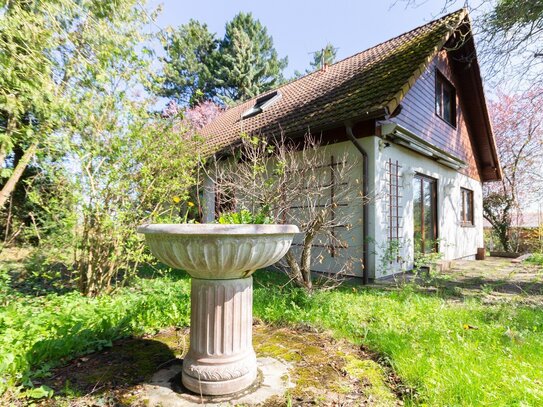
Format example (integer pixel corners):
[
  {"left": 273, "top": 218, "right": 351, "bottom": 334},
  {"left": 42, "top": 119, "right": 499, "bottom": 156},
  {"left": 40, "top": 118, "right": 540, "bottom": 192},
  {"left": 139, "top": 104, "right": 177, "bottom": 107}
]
[{"left": 147, "top": 0, "right": 463, "bottom": 78}]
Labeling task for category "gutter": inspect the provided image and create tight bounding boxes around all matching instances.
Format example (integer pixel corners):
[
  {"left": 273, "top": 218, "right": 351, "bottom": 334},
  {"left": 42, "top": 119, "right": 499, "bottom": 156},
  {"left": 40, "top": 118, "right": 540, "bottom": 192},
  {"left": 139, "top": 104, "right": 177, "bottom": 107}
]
[{"left": 345, "top": 125, "right": 369, "bottom": 285}]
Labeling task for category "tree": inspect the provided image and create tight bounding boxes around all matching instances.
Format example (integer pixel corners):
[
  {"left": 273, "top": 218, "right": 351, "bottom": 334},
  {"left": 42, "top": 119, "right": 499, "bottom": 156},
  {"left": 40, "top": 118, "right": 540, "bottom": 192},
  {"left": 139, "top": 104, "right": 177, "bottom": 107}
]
[
  {"left": 391, "top": 0, "right": 543, "bottom": 87},
  {"left": 216, "top": 12, "right": 287, "bottom": 103},
  {"left": 0, "top": 0, "right": 59, "bottom": 211},
  {"left": 162, "top": 100, "right": 223, "bottom": 129},
  {"left": 0, "top": 0, "right": 158, "bottom": 215},
  {"left": 155, "top": 20, "right": 219, "bottom": 106},
  {"left": 209, "top": 134, "right": 364, "bottom": 290},
  {"left": 484, "top": 89, "right": 543, "bottom": 251},
  {"left": 479, "top": 0, "right": 543, "bottom": 86},
  {"left": 157, "top": 13, "right": 287, "bottom": 106},
  {"left": 44, "top": 2, "right": 203, "bottom": 296}
]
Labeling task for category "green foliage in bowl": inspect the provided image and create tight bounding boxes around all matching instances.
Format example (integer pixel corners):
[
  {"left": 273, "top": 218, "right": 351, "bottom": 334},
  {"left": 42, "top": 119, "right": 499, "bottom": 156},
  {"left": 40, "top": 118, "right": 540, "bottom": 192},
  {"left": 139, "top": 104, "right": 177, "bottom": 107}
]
[{"left": 217, "top": 207, "right": 272, "bottom": 225}]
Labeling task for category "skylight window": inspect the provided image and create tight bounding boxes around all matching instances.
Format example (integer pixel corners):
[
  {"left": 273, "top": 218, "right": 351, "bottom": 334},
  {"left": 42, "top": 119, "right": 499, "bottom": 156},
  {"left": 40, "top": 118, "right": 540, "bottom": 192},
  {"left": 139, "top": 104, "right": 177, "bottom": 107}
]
[{"left": 241, "top": 91, "right": 282, "bottom": 119}]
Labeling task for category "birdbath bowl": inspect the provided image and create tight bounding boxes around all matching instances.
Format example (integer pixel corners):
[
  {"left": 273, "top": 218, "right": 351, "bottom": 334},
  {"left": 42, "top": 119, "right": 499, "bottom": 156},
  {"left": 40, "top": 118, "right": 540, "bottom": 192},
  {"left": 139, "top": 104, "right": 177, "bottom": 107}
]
[{"left": 137, "top": 224, "right": 299, "bottom": 395}]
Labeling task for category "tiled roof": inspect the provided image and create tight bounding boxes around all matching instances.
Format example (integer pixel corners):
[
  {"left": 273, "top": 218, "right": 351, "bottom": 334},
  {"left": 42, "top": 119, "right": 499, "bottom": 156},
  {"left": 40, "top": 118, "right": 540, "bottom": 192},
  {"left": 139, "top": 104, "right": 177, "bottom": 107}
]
[{"left": 200, "top": 9, "right": 468, "bottom": 152}]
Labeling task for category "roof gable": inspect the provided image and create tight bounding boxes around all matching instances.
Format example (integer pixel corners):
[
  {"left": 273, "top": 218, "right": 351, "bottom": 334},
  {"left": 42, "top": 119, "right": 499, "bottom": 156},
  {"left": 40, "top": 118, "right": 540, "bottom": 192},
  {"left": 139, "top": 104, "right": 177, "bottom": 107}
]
[
  {"left": 201, "top": 9, "right": 468, "bottom": 151},
  {"left": 198, "top": 8, "right": 501, "bottom": 181}
]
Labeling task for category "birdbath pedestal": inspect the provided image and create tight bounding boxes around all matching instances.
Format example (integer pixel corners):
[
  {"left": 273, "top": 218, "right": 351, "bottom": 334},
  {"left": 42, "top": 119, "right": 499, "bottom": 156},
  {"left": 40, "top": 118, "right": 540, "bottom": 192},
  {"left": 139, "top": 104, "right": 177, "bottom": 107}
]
[{"left": 137, "top": 224, "right": 298, "bottom": 396}]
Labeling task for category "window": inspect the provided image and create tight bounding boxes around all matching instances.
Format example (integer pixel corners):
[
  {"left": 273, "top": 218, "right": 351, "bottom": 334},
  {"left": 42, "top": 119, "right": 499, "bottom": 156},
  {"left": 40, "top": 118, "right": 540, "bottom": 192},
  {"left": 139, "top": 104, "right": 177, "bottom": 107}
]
[
  {"left": 460, "top": 188, "right": 474, "bottom": 226},
  {"left": 435, "top": 71, "right": 456, "bottom": 127},
  {"left": 413, "top": 175, "right": 438, "bottom": 254}
]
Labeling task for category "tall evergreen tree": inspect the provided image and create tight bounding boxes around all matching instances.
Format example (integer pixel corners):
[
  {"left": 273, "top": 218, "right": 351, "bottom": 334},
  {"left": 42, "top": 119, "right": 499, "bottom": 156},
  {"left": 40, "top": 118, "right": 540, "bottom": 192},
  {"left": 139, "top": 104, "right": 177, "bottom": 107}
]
[
  {"left": 216, "top": 12, "right": 287, "bottom": 103},
  {"left": 155, "top": 20, "right": 218, "bottom": 106}
]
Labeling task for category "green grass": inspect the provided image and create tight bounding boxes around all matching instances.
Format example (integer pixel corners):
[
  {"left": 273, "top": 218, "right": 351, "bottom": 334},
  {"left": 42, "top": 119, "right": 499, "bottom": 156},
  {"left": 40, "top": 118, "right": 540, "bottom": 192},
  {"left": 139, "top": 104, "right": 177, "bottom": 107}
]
[
  {"left": 253, "top": 272, "right": 543, "bottom": 406},
  {"left": 0, "top": 267, "right": 191, "bottom": 394},
  {"left": 1, "top": 266, "right": 543, "bottom": 405},
  {"left": 526, "top": 252, "right": 543, "bottom": 266}
]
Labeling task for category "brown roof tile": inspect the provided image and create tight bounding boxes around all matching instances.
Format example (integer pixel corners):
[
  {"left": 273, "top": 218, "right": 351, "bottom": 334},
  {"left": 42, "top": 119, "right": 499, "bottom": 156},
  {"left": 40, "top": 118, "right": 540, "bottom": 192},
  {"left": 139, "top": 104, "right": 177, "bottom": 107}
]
[{"left": 200, "top": 9, "right": 467, "bottom": 151}]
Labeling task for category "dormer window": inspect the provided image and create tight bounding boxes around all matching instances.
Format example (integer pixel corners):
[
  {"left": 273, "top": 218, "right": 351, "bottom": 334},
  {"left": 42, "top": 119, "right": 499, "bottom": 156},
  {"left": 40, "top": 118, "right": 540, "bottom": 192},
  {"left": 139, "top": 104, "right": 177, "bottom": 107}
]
[
  {"left": 435, "top": 71, "right": 456, "bottom": 127},
  {"left": 241, "top": 91, "right": 282, "bottom": 119}
]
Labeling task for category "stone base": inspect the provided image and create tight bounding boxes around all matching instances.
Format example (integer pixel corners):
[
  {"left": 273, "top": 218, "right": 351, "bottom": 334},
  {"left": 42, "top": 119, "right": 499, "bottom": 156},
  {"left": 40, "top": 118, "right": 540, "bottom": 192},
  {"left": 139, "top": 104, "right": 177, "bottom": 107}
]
[
  {"left": 184, "top": 277, "right": 256, "bottom": 395},
  {"left": 142, "top": 357, "right": 292, "bottom": 406},
  {"left": 182, "top": 366, "right": 257, "bottom": 396}
]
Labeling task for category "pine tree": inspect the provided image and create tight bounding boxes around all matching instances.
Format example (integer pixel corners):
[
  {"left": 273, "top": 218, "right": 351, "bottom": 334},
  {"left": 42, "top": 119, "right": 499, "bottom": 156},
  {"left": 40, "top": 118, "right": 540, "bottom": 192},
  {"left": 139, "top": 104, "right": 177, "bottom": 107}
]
[
  {"left": 156, "top": 20, "right": 218, "bottom": 106},
  {"left": 216, "top": 12, "right": 287, "bottom": 104}
]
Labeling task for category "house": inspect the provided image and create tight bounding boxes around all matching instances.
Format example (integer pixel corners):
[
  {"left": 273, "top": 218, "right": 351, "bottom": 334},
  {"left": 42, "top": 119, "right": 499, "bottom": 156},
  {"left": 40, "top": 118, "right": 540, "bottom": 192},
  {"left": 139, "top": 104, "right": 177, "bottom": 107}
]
[{"left": 198, "top": 9, "right": 501, "bottom": 281}]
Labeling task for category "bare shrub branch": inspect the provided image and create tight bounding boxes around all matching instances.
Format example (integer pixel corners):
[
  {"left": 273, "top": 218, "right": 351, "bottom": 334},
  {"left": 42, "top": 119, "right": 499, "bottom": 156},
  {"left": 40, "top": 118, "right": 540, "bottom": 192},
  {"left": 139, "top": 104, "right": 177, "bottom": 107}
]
[{"left": 207, "top": 133, "right": 366, "bottom": 290}]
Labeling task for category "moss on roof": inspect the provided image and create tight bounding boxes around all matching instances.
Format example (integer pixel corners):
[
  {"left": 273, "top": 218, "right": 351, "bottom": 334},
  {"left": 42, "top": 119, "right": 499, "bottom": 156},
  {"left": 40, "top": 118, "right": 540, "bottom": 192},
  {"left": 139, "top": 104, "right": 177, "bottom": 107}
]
[{"left": 200, "top": 9, "right": 468, "bottom": 152}]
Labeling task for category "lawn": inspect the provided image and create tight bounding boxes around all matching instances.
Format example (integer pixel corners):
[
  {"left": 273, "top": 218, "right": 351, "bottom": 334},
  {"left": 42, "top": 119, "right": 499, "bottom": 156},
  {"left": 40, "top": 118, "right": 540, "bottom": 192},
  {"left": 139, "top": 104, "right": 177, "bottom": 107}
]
[
  {"left": 527, "top": 252, "right": 543, "bottom": 266},
  {"left": 1, "top": 252, "right": 542, "bottom": 406}
]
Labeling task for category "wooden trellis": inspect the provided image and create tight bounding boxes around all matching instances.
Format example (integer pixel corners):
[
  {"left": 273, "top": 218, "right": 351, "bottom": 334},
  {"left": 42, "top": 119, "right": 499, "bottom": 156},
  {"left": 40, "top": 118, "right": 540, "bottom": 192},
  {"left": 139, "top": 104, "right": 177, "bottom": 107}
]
[{"left": 385, "top": 159, "right": 403, "bottom": 261}]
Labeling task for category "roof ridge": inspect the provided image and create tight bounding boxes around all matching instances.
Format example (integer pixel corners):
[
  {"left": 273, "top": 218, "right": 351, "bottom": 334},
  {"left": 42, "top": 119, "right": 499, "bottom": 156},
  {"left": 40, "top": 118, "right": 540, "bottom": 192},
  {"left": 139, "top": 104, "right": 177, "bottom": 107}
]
[
  {"left": 300, "top": 8, "right": 466, "bottom": 81},
  {"left": 223, "top": 8, "right": 467, "bottom": 111}
]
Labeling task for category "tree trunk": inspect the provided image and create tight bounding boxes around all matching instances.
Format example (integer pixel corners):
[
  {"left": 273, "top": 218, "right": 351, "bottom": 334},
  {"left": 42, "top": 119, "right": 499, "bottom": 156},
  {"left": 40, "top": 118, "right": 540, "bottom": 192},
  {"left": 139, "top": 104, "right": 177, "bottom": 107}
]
[
  {"left": 285, "top": 250, "right": 305, "bottom": 287},
  {"left": 300, "top": 235, "right": 315, "bottom": 291},
  {"left": 497, "top": 224, "right": 511, "bottom": 252},
  {"left": 0, "top": 141, "right": 38, "bottom": 210}
]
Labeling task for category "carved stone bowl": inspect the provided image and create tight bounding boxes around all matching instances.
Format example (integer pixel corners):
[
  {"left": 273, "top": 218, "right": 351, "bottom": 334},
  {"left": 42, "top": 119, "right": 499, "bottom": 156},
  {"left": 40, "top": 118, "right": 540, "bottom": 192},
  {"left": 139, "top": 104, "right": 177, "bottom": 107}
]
[
  {"left": 137, "top": 224, "right": 299, "bottom": 280},
  {"left": 138, "top": 223, "right": 299, "bottom": 395}
]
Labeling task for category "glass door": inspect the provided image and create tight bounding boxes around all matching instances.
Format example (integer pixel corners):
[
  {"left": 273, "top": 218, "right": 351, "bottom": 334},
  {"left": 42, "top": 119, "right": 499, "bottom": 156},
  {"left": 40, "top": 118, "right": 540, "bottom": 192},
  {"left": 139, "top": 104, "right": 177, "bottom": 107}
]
[{"left": 413, "top": 175, "right": 437, "bottom": 254}]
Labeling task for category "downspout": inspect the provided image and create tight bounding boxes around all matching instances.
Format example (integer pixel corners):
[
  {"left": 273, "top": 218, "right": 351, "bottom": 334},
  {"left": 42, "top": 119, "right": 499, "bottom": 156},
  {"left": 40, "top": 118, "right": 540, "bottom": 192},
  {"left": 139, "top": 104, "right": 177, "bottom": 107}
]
[{"left": 345, "top": 125, "right": 369, "bottom": 285}]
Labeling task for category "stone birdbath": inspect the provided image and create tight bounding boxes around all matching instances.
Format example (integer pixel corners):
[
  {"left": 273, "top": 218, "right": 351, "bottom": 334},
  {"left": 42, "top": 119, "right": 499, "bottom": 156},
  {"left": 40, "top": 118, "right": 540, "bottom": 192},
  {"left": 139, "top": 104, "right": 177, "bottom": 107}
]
[{"left": 137, "top": 224, "right": 299, "bottom": 396}]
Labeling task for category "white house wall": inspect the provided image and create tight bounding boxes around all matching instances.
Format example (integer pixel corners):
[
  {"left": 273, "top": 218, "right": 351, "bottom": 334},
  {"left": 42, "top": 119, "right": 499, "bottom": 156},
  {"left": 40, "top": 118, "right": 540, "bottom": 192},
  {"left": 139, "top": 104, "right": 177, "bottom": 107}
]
[
  {"left": 202, "top": 135, "right": 483, "bottom": 281},
  {"left": 202, "top": 141, "right": 367, "bottom": 278},
  {"left": 287, "top": 141, "right": 365, "bottom": 277},
  {"left": 364, "top": 135, "right": 483, "bottom": 279}
]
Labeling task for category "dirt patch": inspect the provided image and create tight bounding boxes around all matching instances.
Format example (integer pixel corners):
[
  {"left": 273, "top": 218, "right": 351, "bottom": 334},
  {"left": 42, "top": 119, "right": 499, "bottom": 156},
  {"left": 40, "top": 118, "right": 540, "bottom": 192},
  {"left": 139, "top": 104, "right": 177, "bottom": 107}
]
[{"left": 24, "top": 324, "right": 401, "bottom": 406}]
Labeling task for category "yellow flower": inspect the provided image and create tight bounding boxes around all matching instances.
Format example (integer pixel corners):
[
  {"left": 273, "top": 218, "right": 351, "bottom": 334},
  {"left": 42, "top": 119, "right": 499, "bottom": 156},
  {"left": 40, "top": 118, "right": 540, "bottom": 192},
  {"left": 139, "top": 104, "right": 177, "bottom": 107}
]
[
  {"left": 172, "top": 196, "right": 181, "bottom": 204},
  {"left": 187, "top": 201, "right": 195, "bottom": 207}
]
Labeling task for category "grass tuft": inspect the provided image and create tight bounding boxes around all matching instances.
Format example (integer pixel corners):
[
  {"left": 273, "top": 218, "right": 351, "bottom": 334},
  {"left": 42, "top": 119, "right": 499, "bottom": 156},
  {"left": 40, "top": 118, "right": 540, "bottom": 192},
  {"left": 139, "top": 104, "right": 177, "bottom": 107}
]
[{"left": 526, "top": 252, "right": 543, "bottom": 266}]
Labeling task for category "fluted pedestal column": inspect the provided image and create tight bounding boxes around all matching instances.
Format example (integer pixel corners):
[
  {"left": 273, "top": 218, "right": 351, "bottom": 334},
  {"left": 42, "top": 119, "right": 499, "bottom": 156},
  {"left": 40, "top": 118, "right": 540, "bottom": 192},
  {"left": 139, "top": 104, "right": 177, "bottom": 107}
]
[{"left": 182, "top": 277, "right": 257, "bottom": 395}]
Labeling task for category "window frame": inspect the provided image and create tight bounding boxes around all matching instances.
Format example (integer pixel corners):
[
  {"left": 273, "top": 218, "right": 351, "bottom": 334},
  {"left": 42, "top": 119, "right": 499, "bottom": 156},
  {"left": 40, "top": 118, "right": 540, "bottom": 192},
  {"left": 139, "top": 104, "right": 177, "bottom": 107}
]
[
  {"left": 413, "top": 173, "right": 439, "bottom": 254},
  {"left": 460, "top": 187, "right": 474, "bottom": 226},
  {"left": 435, "top": 70, "right": 457, "bottom": 128}
]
